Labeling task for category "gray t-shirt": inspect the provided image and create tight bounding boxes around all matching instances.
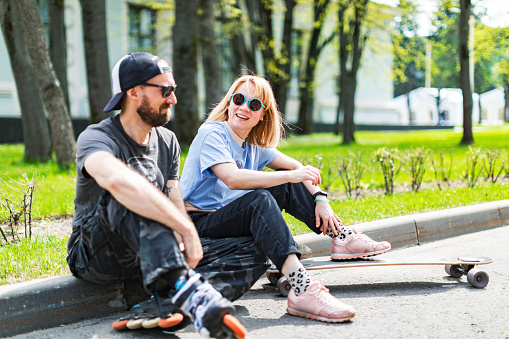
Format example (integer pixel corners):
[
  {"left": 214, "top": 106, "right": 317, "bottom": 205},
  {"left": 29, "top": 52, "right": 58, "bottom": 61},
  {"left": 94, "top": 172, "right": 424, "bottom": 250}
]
[{"left": 70, "top": 115, "right": 180, "bottom": 238}]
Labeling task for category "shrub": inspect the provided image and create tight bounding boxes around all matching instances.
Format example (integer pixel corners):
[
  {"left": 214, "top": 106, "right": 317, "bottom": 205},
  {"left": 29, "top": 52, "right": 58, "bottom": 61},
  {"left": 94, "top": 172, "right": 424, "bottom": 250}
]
[{"left": 374, "top": 148, "right": 402, "bottom": 195}]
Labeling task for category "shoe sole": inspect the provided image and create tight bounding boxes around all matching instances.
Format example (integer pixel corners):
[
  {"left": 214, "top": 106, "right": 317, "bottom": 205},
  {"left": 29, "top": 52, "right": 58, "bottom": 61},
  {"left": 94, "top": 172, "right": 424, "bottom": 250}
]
[
  {"left": 287, "top": 307, "right": 355, "bottom": 323},
  {"left": 331, "top": 246, "right": 391, "bottom": 260}
]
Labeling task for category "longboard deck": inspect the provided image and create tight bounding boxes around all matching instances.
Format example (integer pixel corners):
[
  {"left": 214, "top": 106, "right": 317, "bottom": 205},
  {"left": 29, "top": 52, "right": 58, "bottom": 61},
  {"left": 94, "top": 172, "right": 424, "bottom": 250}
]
[
  {"left": 266, "top": 254, "right": 493, "bottom": 293},
  {"left": 266, "top": 255, "right": 492, "bottom": 273}
]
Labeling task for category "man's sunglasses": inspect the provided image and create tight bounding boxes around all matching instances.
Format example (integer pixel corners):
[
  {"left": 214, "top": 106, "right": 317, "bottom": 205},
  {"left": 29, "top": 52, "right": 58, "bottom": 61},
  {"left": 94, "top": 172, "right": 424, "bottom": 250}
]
[
  {"left": 231, "top": 92, "right": 264, "bottom": 112},
  {"left": 141, "top": 83, "right": 177, "bottom": 98}
]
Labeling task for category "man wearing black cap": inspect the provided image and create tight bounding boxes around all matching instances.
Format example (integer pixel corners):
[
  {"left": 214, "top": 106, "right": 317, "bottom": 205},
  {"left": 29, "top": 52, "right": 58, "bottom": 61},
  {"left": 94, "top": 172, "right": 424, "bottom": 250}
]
[{"left": 66, "top": 52, "right": 256, "bottom": 338}]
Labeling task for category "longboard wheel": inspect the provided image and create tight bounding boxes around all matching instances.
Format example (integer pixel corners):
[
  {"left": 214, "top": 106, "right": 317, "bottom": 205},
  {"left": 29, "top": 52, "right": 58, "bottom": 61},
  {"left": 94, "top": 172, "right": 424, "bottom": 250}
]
[
  {"left": 266, "top": 272, "right": 283, "bottom": 286},
  {"left": 277, "top": 277, "right": 291, "bottom": 297},
  {"left": 445, "top": 264, "right": 463, "bottom": 278},
  {"left": 158, "top": 313, "right": 184, "bottom": 328},
  {"left": 467, "top": 269, "right": 489, "bottom": 288},
  {"left": 223, "top": 314, "right": 247, "bottom": 339},
  {"left": 112, "top": 319, "right": 129, "bottom": 330}
]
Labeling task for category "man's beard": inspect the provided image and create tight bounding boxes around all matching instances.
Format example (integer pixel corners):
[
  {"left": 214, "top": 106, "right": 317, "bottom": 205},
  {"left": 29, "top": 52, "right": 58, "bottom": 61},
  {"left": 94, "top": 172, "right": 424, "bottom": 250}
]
[{"left": 137, "top": 96, "right": 171, "bottom": 127}]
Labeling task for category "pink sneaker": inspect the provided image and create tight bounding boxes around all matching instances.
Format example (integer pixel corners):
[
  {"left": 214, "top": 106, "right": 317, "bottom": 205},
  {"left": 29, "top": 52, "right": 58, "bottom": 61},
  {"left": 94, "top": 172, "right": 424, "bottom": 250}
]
[
  {"left": 331, "top": 228, "right": 391, "bottom": 260},
  {"left": 287, "top": 281, "right": 355, "bottom": 323}
]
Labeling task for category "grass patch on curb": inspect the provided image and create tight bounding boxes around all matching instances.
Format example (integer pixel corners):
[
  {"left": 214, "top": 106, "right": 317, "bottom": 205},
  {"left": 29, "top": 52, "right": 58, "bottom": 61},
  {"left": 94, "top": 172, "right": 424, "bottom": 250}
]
[{"left": 0, "top": 236, "right": 69, "bottom": 285}]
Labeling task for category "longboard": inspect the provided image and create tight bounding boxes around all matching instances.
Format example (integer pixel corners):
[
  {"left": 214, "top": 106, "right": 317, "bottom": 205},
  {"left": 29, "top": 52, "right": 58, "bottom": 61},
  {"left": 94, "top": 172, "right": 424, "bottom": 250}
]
[{"left": 266, "top": 255, "right": 493, "bottom": 296}]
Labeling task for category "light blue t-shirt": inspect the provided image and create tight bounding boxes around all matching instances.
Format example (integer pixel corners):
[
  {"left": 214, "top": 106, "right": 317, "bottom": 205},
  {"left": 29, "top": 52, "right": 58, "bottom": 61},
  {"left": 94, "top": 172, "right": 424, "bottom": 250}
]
[{"left": 181, "top": 121, "right": 278, "bottom": 210}]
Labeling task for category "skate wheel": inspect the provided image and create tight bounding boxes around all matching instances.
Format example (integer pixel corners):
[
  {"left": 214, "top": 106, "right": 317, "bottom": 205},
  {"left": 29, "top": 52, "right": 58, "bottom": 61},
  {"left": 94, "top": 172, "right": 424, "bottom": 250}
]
[
  {"left": 445, "top": 264, "right": 463, "bottom": 278},
  {"left": 223, "top": 314, "right": 247, "bottom": 339},
  {"left": 126, "top": 318, "right": 144, "bottom": 329},
  {"left": 266, "top": 272, "right": 283, "bottom": 286},
  {"left": 467, "top": 269, "right": 489, "bottom": 289},
  {"left": 142, "top": 317, "right": 161, "bottom": 328},
  {"left": 112, "top": 319, "right": 129, "bottom": 330},
  {"left": 277, "top": 277, "right": 291, "bottom": 297},
  {"left": 158, "top": 313, "right": 184, "bottom": 328}
]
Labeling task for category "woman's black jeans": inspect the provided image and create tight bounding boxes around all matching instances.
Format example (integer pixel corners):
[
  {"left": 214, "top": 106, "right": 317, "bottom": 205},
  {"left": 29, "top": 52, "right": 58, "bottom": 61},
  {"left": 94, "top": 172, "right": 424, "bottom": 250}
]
[{"left": 189, "top": 182, "right": 321, "bottom": 271}]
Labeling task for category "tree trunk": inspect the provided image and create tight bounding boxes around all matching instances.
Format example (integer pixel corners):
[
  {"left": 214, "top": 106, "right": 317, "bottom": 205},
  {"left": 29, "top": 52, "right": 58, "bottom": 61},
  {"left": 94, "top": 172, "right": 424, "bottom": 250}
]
[
  {"left": 199, "top": 0, "right": 221, "bottom": 116},
  {"left": 436, "top": 87, "right": 442, "bottom": 123},
  {"left": 173, "top": 0, "right": 199, "bottom": 148},
  {"left": 338, "top": 0, "right": 368, "bottom": 145},
  {"left": 17, "top": 0, "right": 76, "bottom": 168},
  {"left": 406, "top": 91, "right": 412, "bottom": 124},
  {"left": 229, "top": 1, "right": 256, "bottom": 74},
  {"left": 49, "top": 0, "right": 69, "bottom": 111},
  {"left": 334, "top": 75, "right": 343, "bottom": 135},
  {"left": 230, "top": 33, "right": 256, "bottom": 74},
  {"left": 297, "top": 66, "right": 315, "bottom": 135},
  {"left": 504, "top": 77, "right": 509, "bottom": 122},
  {"left": 296, "top": 0, "right": 332, "bottom": 134},
  {"left": 478, "top": 93, "right": 482, "bottom": 124},
  {"left": 273, "top": 0, "right": 295, "bottom": 116},
  {"left": 406, "top": 70, "right": 412, "bottom": 124},
  {"left": 0, "top": 0, "right": 51, "bottom": 162},
  {"left": 342, "top": 72, "right": 357, "bottom": 144},
  {"left": 335, "top": 3, "right": 347, "bottom": 137},
  {"left": 459, "top": 0, "right": 474, "bottom": 145},
  {"left": 80, "top": 0, "right": 112, "bottom": 123}
]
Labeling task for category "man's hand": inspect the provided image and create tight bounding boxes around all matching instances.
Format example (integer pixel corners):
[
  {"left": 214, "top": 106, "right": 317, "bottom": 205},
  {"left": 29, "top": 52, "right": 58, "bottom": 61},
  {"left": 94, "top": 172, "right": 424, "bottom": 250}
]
[{"left": 178, "top": 221, "right": 203, "bottom": 269}]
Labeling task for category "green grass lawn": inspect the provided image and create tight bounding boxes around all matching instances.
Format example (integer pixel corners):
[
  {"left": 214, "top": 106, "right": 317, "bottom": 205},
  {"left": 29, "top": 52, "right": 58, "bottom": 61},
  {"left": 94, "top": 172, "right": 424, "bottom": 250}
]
[
  {"left": 1, "top": 126, "right": 508, "bottom": 285},
  {"left": 0, "top": 236, "right": 68, "bottom": 285}
]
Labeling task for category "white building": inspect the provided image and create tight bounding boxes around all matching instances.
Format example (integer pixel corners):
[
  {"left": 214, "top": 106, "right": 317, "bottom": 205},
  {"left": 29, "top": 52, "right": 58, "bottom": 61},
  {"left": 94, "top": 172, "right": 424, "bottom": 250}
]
[
  {"left": 480, "top": 87, "right": 506, "bottom": 125},
  {"left": 392, "top": 87, "right": 485, "bottom": 126}
]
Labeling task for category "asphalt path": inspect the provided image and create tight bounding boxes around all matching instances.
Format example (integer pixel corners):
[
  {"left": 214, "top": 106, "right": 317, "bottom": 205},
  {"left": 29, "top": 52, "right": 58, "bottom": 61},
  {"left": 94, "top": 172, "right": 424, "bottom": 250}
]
[{"left": 12, "top": 225, "right": 509, "bottom": 339}]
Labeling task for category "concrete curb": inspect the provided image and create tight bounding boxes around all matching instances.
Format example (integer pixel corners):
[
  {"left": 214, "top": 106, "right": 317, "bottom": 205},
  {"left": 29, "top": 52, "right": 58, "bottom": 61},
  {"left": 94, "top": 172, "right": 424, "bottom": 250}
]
[
  {"left": 295, "top": 199, "right": 509, "bottom": 258},
  {"left": 1, "top": 199, "right": 508, "bottom": 337}
]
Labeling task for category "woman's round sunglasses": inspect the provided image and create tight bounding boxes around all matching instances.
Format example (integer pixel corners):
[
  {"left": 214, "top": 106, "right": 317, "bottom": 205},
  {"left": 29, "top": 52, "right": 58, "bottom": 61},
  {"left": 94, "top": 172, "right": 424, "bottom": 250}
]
[
  {"left": 231, "top": 92, "right": 264, "bottom": 112},
  {"left": 142, "top": 83, "right": 177, "bottom": 98}
]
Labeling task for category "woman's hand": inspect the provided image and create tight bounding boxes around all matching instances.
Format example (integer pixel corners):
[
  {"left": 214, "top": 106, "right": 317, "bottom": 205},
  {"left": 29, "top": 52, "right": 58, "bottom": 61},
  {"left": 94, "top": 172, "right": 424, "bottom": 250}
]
[
  {"left": 291, "top": 165, "right": 322, "bottom": 186},
  {"left": 315, "top": 201, "right": 343, "bottom": 235}
]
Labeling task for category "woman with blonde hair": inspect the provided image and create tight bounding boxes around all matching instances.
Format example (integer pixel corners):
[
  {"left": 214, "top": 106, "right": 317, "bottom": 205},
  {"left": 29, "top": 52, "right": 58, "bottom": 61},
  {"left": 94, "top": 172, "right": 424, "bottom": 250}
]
[{"left": 181, "top": 74, "right": 391, "bottom": 323}]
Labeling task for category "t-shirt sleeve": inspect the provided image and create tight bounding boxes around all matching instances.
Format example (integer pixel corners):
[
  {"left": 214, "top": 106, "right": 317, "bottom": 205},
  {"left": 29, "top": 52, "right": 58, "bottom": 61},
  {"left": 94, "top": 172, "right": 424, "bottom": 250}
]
[
  {"left": 76, "top": 127, "right": 118, "bottom": 178},
  {"left": 199, "top": 130, "right": 236, "bottom": 177},
  {"left": 167, "top": 133, "right": 181, "bottom": 180},
  {"left": 256, "top": 147, "right": 278, "bottom": 171}
]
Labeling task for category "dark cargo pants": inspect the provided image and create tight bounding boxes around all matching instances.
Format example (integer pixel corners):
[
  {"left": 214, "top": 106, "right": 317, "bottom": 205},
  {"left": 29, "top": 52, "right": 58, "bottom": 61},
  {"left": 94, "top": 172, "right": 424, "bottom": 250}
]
[{"left": 67, "top": 192, "right": 268, "bottom": 301}]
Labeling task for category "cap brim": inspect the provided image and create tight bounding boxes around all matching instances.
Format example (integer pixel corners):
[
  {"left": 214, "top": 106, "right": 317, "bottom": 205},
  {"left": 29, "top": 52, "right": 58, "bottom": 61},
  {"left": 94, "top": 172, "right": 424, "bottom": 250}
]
[{"left": 103, "top": 92, "right": 125, "bottom": 112}]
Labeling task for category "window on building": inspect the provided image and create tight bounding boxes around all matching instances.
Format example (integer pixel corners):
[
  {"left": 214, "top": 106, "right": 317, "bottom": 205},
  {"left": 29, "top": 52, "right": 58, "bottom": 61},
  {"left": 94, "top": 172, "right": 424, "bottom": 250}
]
[{"left": 129, "top": 5, "right": 156, "bottom": 53}]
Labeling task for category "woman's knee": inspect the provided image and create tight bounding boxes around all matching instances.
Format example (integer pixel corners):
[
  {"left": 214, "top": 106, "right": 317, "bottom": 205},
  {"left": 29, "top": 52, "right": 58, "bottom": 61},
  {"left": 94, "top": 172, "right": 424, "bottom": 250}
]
[{"left": 249, "top": 189, "right": 279, "bottom": 211}]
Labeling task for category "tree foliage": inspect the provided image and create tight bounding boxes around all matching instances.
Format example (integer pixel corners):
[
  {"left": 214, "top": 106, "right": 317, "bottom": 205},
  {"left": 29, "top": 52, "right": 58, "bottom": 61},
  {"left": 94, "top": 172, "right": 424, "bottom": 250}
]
[
  {"left": 392, "top": 0, "right": 425, "bottom": 96},
  {"left": 429, "top": 0, "right": 461, "bottom": 89}
]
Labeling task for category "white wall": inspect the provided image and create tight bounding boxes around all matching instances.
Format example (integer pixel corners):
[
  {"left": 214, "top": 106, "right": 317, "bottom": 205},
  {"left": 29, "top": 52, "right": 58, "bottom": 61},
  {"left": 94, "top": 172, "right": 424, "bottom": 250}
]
[{"left": 480, "top": 87, "right": 505, "bottom": 125}]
